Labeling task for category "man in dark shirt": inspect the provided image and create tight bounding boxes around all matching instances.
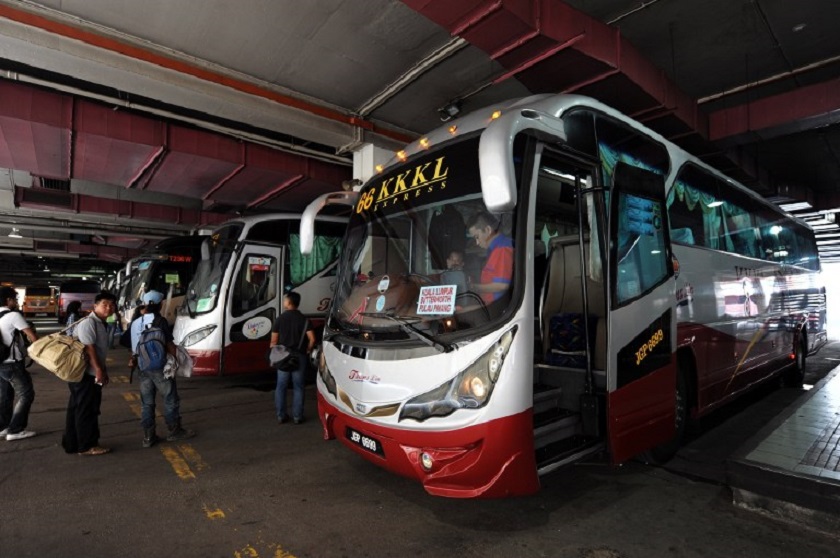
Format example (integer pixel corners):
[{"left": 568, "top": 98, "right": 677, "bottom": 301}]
[{"left": 270, "top": 292, "right": 315, "bottom": 425}]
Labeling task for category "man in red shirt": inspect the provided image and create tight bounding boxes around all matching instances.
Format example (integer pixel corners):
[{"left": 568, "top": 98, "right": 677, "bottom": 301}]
[{"left": 467, "top": 212, "right": 514, "bottom": 305}]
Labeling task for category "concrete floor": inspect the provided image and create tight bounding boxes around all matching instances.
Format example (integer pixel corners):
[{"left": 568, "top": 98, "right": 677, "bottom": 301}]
[{"left": 1, "top": 323, "right": 838, "bottom": 557}]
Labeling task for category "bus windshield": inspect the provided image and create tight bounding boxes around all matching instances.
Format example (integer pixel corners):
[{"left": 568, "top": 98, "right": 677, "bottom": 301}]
[
  {"left": 329, "top": 136, "right": 518, "bottom": 339},
  {"left": 187, "top": 223, "right": 243, "bottom": 315}
]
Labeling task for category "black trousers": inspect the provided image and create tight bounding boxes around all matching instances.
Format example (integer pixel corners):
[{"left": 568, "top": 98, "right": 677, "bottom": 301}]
[{"left": 62, "top": 375, "right": 102, "bottom": 453}]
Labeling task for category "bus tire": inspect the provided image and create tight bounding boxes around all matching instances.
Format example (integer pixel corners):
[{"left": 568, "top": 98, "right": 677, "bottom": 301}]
[
  {"left": 642, "top": 363, "right": 689, "bottom": 465},
  {"left": 782, "top": 333, "right": 806, "bottom": 388}
]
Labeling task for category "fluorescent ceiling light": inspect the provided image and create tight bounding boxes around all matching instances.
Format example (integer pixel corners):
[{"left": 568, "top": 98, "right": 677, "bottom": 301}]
[{"left": 779, "top": 201, "right": 812, "bottom": 211}]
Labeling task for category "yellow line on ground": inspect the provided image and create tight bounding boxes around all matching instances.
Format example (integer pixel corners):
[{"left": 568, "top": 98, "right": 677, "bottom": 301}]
[
  {"left": 203, "top": 504, "right": 226, "bottom": 520},
  {"left": 234, "top": 545, "right": 259, "bottom": 558},
  {"left": 159, "top": 445, "right": 196, "bottom": 480},
  {"left": 270, "top": 544, "right": 297, "bottom": 558},
  {"left": 177, "top": 443, "right": 208, "bottom": 472},
  {"left": 122, "top": 392, "right": 139, "bottom": 402}
]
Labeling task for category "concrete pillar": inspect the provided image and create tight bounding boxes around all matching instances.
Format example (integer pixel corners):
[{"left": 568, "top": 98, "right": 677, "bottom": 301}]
[{"left": 352, "top": 143, "right": 392, "bottom": 186}]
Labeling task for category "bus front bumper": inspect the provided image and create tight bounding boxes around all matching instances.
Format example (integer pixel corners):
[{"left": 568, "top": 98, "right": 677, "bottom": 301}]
[{"left": 317, "top": 392, "right": 539, "bottom": 498}]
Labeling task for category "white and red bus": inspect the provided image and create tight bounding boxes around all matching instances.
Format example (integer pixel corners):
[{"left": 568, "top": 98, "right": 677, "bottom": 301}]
[
  {"left": 120, "top": 235, "right": 207, "bottom": 329},
  {"left": 300, "top": 94, "right": 827, "bottom": 498},
  {"left": 172, "top": 214, "right": 346, "bottom": 377}
]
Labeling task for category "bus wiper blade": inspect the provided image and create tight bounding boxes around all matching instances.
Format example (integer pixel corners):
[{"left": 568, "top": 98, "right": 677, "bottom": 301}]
[
  {"left": 362, "top": 312, "right": 453, "bottom": 353},
  {"left": 324, "top": 323, "right": 361, "bottom": 340}
]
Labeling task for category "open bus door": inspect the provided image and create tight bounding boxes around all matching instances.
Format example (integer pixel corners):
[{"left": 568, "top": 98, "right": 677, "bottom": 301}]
[
  {"left": 222, "top": 244, "right": 285, "bottom": 375},
  {"left": 606, "top": 163, "right": 678, "bottom": 463}
]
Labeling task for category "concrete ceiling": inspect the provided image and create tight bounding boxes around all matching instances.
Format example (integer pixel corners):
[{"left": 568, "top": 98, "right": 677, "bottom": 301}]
[{"left": 0, "top": 0, "right": 838, "bottom": 285}]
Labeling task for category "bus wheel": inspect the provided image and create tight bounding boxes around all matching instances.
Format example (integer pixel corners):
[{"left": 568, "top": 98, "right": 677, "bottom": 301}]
[
  {"left": 642, "top": 364, "right": 688, "bottom": 465},
  {"left": 782, "top": 334, "right": 806, "bottom": 388}
]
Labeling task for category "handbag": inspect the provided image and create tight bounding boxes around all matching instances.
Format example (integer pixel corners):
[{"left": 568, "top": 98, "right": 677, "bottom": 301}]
[
  {"left": 27, "top": 317, "right": 89, "bottom": 382},
  {"left": 163, "top": 345, "right": 195, "bottom": 379},
  {"left": 268, "top": 319, "right": 308, "bottom": 372}
]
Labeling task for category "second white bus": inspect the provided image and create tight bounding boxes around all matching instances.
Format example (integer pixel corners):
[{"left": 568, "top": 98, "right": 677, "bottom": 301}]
[{"left": 172, "top": 214, "right": 347, "bottom": 377}]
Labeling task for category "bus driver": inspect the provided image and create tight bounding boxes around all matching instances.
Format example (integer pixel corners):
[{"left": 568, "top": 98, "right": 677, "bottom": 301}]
[{"left": 466, "top": 211, "right": 513, "bottom": 305}]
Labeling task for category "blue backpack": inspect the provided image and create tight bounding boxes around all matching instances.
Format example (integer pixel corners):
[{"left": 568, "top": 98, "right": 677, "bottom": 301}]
[{"left": 136, "top": 315, "right": 168, "bottom": 372}]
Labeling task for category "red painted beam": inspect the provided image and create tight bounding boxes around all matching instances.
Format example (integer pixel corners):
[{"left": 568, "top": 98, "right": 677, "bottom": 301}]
[
  {"left": 0, "top": 3, "right": 413, "bottom": 144},
  {"left": 15, "top": 186, "right": 228, "bottom": 227},
  {"left": 709, "top": 77, "right": 840, "bottom": 142}
]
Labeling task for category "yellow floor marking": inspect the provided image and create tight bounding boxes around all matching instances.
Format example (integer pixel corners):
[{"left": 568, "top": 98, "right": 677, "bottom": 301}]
[
  {"left": 271, "top": 545, "right": 297, "bottom": 558},
  {"left": 122, "top": 392, "right": 139, "bottom": 402},
  {"left": 234, "top": 545, "right": 259, "bottom": 558},
  {"left": 160, "top": 445, "right": 196, "bottom": 480},
  {"left": 128, "top": 403, "right": 141, "bottom": 418},
  {"left": 203, "top": 504, "right": 225, "bottom": 520},
  {"left": 177, "top": 443, "right": 208, "bottom": 472}
]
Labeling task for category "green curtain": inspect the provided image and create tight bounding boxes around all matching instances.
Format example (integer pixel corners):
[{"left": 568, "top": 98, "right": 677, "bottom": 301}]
[{"left": 289, "top": 234, "right": 342, "bottom": 285}]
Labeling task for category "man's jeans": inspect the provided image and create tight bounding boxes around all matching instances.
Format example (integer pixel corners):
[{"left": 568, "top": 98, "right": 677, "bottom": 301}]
[
  {"left": 0, "top": 361, "right": 34, "bottom": 434},
  {"left": 138, "top": 369, "right": 181, "bottom": 429},
  {"left": 275, "top": 352, "right": 306, "bottom": 420}
]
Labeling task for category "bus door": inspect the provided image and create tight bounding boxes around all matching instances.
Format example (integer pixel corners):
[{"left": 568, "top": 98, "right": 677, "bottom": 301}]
[
  {"left": 222, "top": 244, "right": 284, "bottom": 375},
  {"left": 607, "top": 163, "right": 677, "bottom": 463}
]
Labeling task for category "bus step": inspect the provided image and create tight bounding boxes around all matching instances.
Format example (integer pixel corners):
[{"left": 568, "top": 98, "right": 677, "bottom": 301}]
[
  {"left": 536, "top": 437, "right": 604, "bottom": 477},
  {"left": 533, "top": 413, "right": 579, "bottom": 450},
  {"left": 533, "top": 385, "right": 563, "bottom": 415}
]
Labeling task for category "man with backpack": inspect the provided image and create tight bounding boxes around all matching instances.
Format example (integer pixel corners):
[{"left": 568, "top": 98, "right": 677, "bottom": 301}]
[
  {"left": 0, "top": 286, "right": 38, "bottom": 441},
  {"left": 128, "top": 290, "right": 194, "bottom": 448}
]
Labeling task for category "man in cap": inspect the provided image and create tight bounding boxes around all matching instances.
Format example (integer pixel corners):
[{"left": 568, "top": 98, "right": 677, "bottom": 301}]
[{"left": 128, "top": 290, "right": 195, "bottom": 448}]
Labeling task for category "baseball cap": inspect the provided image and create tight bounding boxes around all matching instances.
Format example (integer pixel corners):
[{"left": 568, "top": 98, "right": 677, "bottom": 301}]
[{"left": 142, "top": 290, "right": 164, "bottom": 304}]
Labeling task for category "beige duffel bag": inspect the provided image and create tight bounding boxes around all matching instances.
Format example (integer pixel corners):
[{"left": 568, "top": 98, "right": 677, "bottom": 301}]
[{"left": 28, "top": 319, "right": 88, "bottom": 382}]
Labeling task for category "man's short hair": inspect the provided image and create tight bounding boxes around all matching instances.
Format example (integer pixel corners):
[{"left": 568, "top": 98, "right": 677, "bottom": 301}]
[
  {"left": 466, "top": 211, "right": 500, "bottom": 231},
  {"left": 0, "top": 286, "right": 17, "bottom": 305},
  {"left": 285, "top": 291, "right": 301, "bottom": 308},
  {"left": 95, "top": 291, "right": 117, "bottom": 304}
]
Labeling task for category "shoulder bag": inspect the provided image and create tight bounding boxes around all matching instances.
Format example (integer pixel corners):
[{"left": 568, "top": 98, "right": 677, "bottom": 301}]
[
  {"left": 268, "top": 319, "right": 309, "bottom": 372},
  {"left": 27, "top": 317, "right": 89, "bottom": 382}
]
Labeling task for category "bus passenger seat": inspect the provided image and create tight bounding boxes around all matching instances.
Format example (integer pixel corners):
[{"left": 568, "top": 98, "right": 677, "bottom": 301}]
[{"left": 541, "top": 235, "right": 605, "bottom": 370}]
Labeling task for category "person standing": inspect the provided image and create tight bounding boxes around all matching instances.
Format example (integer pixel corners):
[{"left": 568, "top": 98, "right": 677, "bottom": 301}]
[
  {"left": 128, "top": 290, "right": 194, "bottom": 448},
  {"left": 62, "top": 291, "right": 117, "bottom": 456},
  {"left": 466, "top": 211, "right": 514, "bottom": 305},
  {"left": 270, "top": 292, "right": 315, "bottom": 425},
  {"left": 0, "top": 286, "right": 39, "bottom": 441},
  {"left": 64, "top": 300, "right": 82, "bottom": 336}
]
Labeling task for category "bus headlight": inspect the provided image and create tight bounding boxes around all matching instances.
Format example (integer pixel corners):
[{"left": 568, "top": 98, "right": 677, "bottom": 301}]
[
  {"left": 182, "top": 325, "right": 216, "bottom": 347},
  {"left": 319, "top": 351, "right": 337, "bottom": 398},
  {"left": 399, "top": 327, "right": 516, "bottom": 422}
]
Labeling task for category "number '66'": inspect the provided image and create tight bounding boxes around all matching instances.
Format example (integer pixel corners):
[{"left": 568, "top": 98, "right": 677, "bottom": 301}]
[{"left": 356, "top": 191, "right": 374, "bottom": 213}]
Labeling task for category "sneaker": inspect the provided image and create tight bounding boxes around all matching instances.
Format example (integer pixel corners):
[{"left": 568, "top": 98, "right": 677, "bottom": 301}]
[
  {"left": 6, "top": 430, "right": 36, "bottom": 441},
  {"left": 0, "top": 428, "right": 8, "bottom": 438},
  {"left": 277, "top": 415, "right": 290, "bottom": 424},
  {"left": 293, "top": 417, "right": 305, "bottom": 425}
]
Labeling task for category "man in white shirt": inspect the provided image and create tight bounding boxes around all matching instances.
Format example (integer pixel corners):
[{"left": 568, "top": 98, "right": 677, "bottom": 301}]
[{"left": 0, "top": 286, "right": 39, "bottom": 441}]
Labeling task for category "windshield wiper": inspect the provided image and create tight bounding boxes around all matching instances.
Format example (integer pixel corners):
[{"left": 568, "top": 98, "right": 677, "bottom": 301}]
[
  {"left": 324, "top": 322, "right": 361, "bottom": 341},
  {"left": 362, "top": 311, "right": 453, "bottom": 353}
]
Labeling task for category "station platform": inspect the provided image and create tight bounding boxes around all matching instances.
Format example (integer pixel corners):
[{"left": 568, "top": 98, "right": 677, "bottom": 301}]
[{"left": 726, "top": 364, "right": 840, "bottom": 534}]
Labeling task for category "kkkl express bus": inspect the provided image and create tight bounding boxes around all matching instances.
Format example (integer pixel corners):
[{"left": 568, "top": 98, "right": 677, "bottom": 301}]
[
  {"left": 172, "top": 214, "right": 347, "bottom": 377},
  {"left": 22, "top": 286, "right": 57, "bottom": 316},
  {"left": 299, "top": 94, "right": 827, "bottom": 498},
  {"left": 120, "top": 235, "right": 207, "bottom": 328}
]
